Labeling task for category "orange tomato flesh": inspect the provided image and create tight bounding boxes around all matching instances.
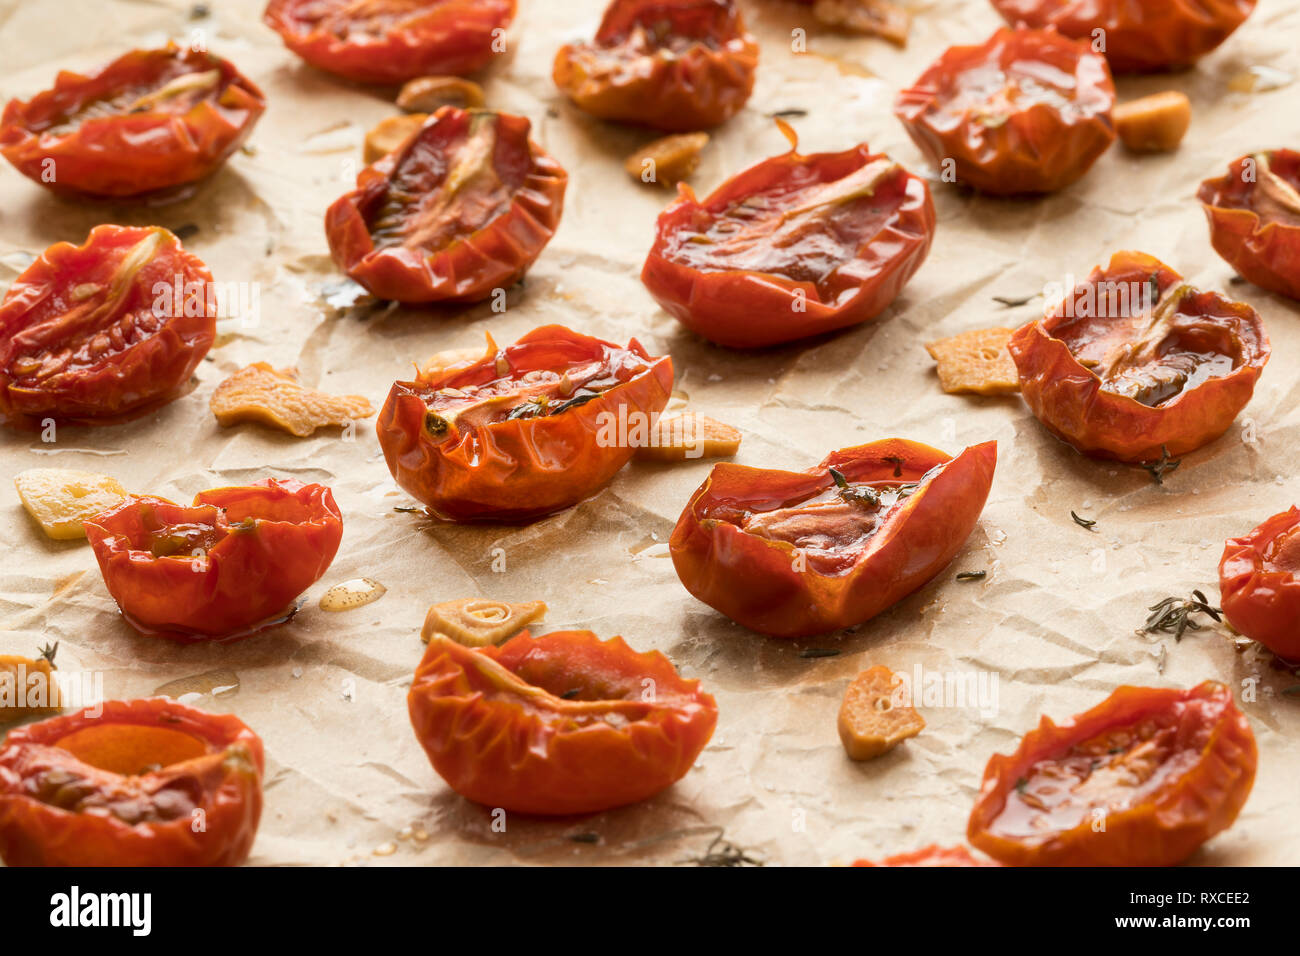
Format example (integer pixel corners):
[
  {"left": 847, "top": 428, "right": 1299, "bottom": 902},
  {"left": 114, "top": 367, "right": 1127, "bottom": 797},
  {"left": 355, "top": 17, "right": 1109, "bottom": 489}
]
[
  {"left": 55, "top": 723, "right": 210, "bottom": 776},
  {"left": 1267, "top": 524, "right": 1300, "bottom": 573}
]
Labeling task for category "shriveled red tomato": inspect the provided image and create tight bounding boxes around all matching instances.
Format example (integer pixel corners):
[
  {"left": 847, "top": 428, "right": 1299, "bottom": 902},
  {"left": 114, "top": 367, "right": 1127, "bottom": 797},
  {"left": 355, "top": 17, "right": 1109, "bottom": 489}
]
[
  {"left": 894, "top": 27, "right": 1115, "bottom": 196},
  {"left": 1199, "top": 150, "right": 1300, "bottom": 302},
  {"left": 409, "top": 630, "right": 717, "bottom": 815},
  {"left": 1220, "top": 507, "right": 1300, "bottom": 661},
  {"left": 669, "top": 439, "right": 997, "bottom": 638},
  {"left": 641, "top": 124, "right": 934, "bottom": 348},
  {"left": 553, "top": 0, "right": 758, "bottom": 130},
  {"left": 0, "top": 42, "right": 264, "bottom": 198},
  {"left": 84, "top": 478, "right": 342, "bottom": 642},
  {"left": 264, "top": 0, "right": 516, "bottom": 84},
  {"left": 1008, "top": 251, "right": 1269, "bottom": 463},
  {"left": 377, "top": 325, "right": 673, "bottom": 521},
  {"left": 989, "top": 0, "right": 1256, "bottom": 74},
  {"left": 968, "top": 681, "right": 1257, "bottom": 867},
  {"left": 0, "top": 698, "right": 263, "bottom": 867},
  {"left": 0, "top": 225, "right": 215, "bottom": 429},
  {"left": 325, "top": 107, "right": 567, "bottom": 303},
  {"left": 852, "top": 845, "right": 997, "bottom": 867}
]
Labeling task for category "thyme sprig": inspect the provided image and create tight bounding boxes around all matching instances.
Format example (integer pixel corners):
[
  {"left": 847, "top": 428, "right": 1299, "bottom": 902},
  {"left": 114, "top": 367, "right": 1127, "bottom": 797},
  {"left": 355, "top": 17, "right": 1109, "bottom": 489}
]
[
  {"left": 1138, "top": 590, "right": 1222, "bottom": 641},
  {"left": 829, "top": 467, "right": 880, "bottom": 507},
  {"left": 37, "top": 641, "right": 58, "bottom": 668},
  {"left": 1141, "top": 445, "right": 1182, "bottom": 486},
  {"left": 680, "top": 831, "right": 764, "bottom": 867}
]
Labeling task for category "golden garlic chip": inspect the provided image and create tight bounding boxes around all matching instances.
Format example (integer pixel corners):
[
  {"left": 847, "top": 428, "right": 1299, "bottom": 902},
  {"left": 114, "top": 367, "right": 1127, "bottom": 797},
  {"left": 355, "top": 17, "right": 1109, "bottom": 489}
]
[
  {"left": 625, "top": 132, "right": 709, "bottom": 188},
  {"left": 1114, "top": 92, "right": 1191, "bottom": 153},
  {"left": 812, "top": 0, "right": 911, "bottom": 46},
  {"left": 634, "top": 413, "right": 742, "bottom": 461},
  {"left": 364, "top": 113, "right": 428, "bottom": 164},
  {"left": 396, "top": 76, "right": 485, "bottom": 113},
  {"left": 838, "top": 665, "right": 924, "bottom": 760},
  {"left": 421, "top": 598, "right": 548, "bottom": 647},
  {"left": 211, "top": 363, "right": 374, "bottom": 438},
  {"left": 14, "top": 468, "right": 127, "bottom": 540},
  {"left": 925, "top": 327, "right": 1021, "bottom": 395},
  {"left": 0, "top": 654, "right": 61, "bottom": 722}
]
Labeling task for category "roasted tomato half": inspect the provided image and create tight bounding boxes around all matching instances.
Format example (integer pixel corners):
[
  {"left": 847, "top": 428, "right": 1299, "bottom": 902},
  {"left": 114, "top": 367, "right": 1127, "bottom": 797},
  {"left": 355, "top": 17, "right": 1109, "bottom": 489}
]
[
  {"left": 669, "top": 439, "right": 997, "bottom": 638},
  {"left": 377, "top": 325, "right": 673, "bottom": 521},
  {"left": 989, "top": 0, "right": 1256, "bottom": 73},
  {"left": 325, "top": 107, "right": 567, "bottom": 304},
  {"left": 1220, "top": 507, "right": 1300, "bottom": 661},
  {"left": 84, "top": 478, "right": 342, "bottom": 641},
  {"left": 264, "top": 0, "right": 516, "bottom": 84},
  {"left": 553, "top": 0, "right": 758, "bottom": 130},
  {"left": 894, "top": 27, "right": 1115, "bottom": 196},
  {"left": 852, "top": 845, "right": 997, "bottom": 866},
  {"left": 1008, "top": 251, "right": 1269, "bottom": 463},
  {"left": 641, "top": 126, "right": 934, "bottom": 348},
  {"left": 968, "top": 681, "right": 1256, "bottom": 867},
  {"left": 0, "top": 225, "right": 215, "bottom": 429},
  {"left": 409, "top": 630, "right": 717, "bottom": 815},
  {"left": 0, "top": 43, "right": 264, "bottom": 198},
  {"left": 0, "top": 698, "right": 263, "bottom": 867},
  {"left": 1199, "top": 150, "right": 1300, "bottom": 302}
]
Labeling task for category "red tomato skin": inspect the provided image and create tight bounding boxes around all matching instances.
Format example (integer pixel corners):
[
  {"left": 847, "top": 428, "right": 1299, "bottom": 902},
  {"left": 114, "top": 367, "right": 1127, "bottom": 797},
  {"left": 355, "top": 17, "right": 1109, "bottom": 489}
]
[
  {"left": 894, "top": 27, "right": 1115, "bottom": 196},
  {"left": 325, "top": 107, "right": 567, "bottom": 304},
  {"left": 0, "top": 224, "right": 215, "bottom": 428},
  {"left": 0, "top": 44, "right": 264, "bottom": 198},
  {"left": 377, "top": 325, "right": 673, "bottom": 522},
  {"left": 1220, "top": 507, "right": 1300, "bottom": 660},
  {"left": 1008, "top": 251, "right": 1269, "bottom": 463},
  {"left": 84, "top": 478, "right": 343, "bottom": 641},
  {"left": 968, "top": 682, "right": 1257, "bottom": 867},
  {"left": 1198, "top": 150, "right": 1300, "bottom": 302},
  {"left": 852, "top": 845, "right": 997, "bottom": 866},
  {"left": 0, "top": 698, "right": 264, "bottom": 867},
  {"left": 553, "top": 0, "right": 758, "bottom": 130},
  {"left": 264, "top": 0, "right": 517, "bottom": 84},
  {"left": 641, "top": 147, "right": 935, "bottom": 348},
  {"left": 669, "top": 439, "right": 997, "bottom": 638},
  {"left": 408, "top": 631, "right": 717, "bottom": 815},
  {"left": 989, "top": 0, "right": 1256, "bottom": 73}
]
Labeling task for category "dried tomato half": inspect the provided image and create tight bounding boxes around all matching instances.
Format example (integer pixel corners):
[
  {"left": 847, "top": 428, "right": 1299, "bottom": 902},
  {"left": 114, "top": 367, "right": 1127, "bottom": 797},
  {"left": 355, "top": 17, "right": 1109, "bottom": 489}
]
[
  {"left": 325, "top": 107, "right": 567, "bottom": 304},
  {"left": 553, "top": 0, "right": 758, "bottom": 130},
  {"left": 968, "top": 681, "right": 1257, "bottom": 867},
  {"left": 377, "top": 325, "right": 673, "bottom": 521},
  {"left": 1199, "top": 150, "right": 1300, "bottom": 302},
  {"left": 989, "top": 0, "right": 1256, "bottom": 74},
  {"left": 0, "top": 698, "right": 263, "bottom": 867},
  {"left": 669, "top": 439, "right": 997, "bottom": 638},
  {"left": 0, "top": 43, "right": 264, "bottom": 198},
  {"left": 84, "top": 478, "right": 343, "bottom": 642},
  {"left": 409, "top": 630, "right": 717, "bottom": 815},
  {"left": 1008, "top": 251, "right": 1269, "bottom": 463},
  {"left": 851, "top": 845, "right": 997, "bottom": 866},
  {"left": 0, "top": 225, "right": 215, "bottom": 429},
  {"left": 1220, "top": 507, "right": 1300, "bottom": 661},
  {"left": 894, "top": 27, "right": 1115, "bottom": 196},
  {"left": 641, "top": 126, "right": 934, "bottom": 348},
  {"left": 263, "top": 0, "right": 516, "bottom": 84}
]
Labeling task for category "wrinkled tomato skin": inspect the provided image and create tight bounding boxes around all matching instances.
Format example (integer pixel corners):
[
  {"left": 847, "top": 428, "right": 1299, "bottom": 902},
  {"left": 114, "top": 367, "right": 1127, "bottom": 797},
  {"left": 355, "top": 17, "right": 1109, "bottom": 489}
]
[
  {"left": 84, "top": 478, "right": 343, "bottom": 641},
  {"left": 1199, "top": 150, "right": 1300, "bottom": 302},
  {"left": 641, "top": 146, "right": 935, "bottom": 348},
  {"left": 264, "top": 0, "right": 516, "bottom": 84},
  {"left": 894, "top": 27, "right": 1115, "bottom": 196},
  {"left": 324, "top": 107, "right": 567, "bottom": 304},
  {"left": 989, "top": 0, "right": 1256, "bottom": 73},
  {"left": 968, "top": 682, "right": 1257, "bottom": 867},
  {"left": 1008, "top": 251, "right": 1269, "bottom": 463},
  {"left": 377, "top": 325, "right": 673, "bottom": 522},
  {"left": 553, "top": 0, "right": 758, "bottom": 130},
  {"left": 1219, "top": 507, "right": 1300, "bottom": 660},
  {"left": 408, "top": 631, "right": 717, "bottom": 815},
  {"left": 669, "top": 439, "right": 997, "bottom": 638},
  {"left": 852, "top": 845, "right": 996, "bottom": 866},
  {"left": 0, "top": 698, "right": 264, "bottom": 867},
  {"left": 0, "top": 225, "right": 215, "bottom": 428},
  {"left": 0, "top": 43, "right": 264, "bottom": 198}
]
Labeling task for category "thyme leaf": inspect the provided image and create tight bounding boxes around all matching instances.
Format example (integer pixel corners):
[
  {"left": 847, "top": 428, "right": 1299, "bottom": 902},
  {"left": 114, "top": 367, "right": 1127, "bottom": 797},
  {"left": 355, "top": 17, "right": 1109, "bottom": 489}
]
[
  {"left": 993, "top": 292, "right": 1041, "bottom": 308},
  {"left": 956, "top": 570, "right": 986, "bottom": 581},
  {"left": 798, "top": 647, "right": 841, "bottom": 659},
  {"left": 1138, "top": 589, "right": 1222, "bottom": 641},
  {"left": 37, "top": 641, "right": 58, "bottom": 669},
  {"left": 829, "top": 467, "right": 880, "bottom": 507},
  {"left": 1071, "top": 510, "right": 1098, "bottom": 531}
]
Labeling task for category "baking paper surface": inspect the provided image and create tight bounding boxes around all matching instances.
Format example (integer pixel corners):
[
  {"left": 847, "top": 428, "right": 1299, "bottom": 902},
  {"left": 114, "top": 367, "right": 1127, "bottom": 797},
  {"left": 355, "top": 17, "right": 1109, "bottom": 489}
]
[{"left": 1, "top": 0, "right": 1298, "bottom": 865}]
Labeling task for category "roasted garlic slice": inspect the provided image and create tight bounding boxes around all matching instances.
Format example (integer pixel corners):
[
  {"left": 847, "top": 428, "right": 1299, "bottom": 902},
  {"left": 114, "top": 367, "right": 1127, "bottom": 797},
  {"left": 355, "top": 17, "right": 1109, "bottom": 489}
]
[
  {"left": 364, "top": 113, "right": 428, "bottom": 164},
  {"left": 421, "top": 598, "right": 547, "bottom": 647},
  {"left": 925, "top": 327, "right": 1020, "bottom": 395},
  {"left": 396, "top": 76, "right": 485, "bottom": 113},
  {"left": 625, "top": 133, "right": 709, "bottom": 187},
  {"left": 634, "top": 413, "right": 742, "bottom": 461},
  {"left": 210, "top": 363, "right": 373, "bottom": 437},
  {"left": 15, "top": 468, "right": 127, "bottom": 540},
  {"left": 838, "top": 665, "right": 925, "bottom": 760}
]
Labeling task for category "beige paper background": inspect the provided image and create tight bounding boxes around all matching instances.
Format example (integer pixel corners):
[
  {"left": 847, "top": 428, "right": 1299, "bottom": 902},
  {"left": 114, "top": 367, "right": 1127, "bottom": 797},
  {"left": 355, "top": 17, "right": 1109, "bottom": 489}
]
[{"left": 0, "top": 0, "right": 1297, "bottom": 865}]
